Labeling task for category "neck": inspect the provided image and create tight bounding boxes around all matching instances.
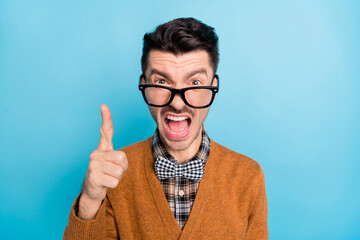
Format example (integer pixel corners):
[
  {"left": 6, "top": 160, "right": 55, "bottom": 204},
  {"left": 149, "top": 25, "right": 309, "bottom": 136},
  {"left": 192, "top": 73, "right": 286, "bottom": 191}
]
[{"left": 165, "top": 126, "right": 203, "bottom": 164}]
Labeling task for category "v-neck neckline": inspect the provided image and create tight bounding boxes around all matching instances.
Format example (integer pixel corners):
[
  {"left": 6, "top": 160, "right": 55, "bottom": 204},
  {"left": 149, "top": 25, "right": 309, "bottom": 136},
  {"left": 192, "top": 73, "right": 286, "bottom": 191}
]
[{"left": 143, "top": 137, "right": 216, "bottom": 239}]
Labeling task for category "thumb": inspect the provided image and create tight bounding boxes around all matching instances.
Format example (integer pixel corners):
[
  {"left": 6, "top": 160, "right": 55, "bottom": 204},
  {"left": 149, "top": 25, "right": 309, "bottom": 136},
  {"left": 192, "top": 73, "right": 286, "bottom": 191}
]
[{"left": 98, "top": 104, "right": 114, "bottom": 151}]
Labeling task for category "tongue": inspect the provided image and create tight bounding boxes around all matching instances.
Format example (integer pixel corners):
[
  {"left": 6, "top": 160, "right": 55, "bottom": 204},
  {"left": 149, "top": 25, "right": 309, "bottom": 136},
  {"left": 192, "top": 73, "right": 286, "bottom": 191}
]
[{"left": 168, "top": 120, "right": 188, "bottom": 133}]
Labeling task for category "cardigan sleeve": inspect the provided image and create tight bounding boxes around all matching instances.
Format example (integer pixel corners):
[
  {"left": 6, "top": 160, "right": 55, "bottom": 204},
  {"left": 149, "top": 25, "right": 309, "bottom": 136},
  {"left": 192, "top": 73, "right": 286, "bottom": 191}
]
[
  {"left": 244, "top": 166, "right": 269, "bottom": 240},
  {"left": 63, "top": 194, "right": 119, "bottom": 240}
]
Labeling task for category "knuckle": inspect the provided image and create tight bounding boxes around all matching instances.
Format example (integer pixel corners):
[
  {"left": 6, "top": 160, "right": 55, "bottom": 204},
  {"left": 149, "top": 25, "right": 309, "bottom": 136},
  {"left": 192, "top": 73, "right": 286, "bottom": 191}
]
[
  {"left": 88, "top": 160, "right": 99, "bottom": 172},
  {"left": 88, "top": 172, "right": 97, "bottom": 184},
  {"left": 124, "top": 158, "right": 129, "bottom": 169},
  {"left": 90, "top": 150, "right": 99, "bottom": 160},
  {"left": 87, "top": 163, "right": 94, "bottom": 172},
  {"left": 101, "top": 126, "right": 114, "bottom": 133},
  {"left": 115, "top": 166, "right": 123, "bottom": 177},
  {"left": 118, "top": 151, "right": 126, "bottom": 159},
  {"left": 110, "top": 178, "right": 119, "bottom": 188},
  {"left": 122, "top": 161, "right": 128, "bottom": 171},
  {"left": 118, "top": 151, "right": 127, "bottom": 163},
  {"left": 121, "top": 156, "right": 128, "bottom": 169}
]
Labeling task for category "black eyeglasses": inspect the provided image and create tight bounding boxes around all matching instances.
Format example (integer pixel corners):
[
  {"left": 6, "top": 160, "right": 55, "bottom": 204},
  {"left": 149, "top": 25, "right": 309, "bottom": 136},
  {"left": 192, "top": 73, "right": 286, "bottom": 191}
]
[{"left": 138, "top": 74, "right": 219, "bottom": 109}]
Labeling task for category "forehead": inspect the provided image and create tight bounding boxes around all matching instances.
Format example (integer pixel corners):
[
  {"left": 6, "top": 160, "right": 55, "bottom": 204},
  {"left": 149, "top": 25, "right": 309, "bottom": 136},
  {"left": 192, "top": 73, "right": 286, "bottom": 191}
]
[{"left": 146, "top": 50, "right": 213, "bottom": 76}]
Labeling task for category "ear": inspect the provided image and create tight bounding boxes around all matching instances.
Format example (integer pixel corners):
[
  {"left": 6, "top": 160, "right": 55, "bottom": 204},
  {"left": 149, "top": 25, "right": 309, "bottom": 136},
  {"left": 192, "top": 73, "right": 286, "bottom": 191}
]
[
  {"left": 212, "top": 74, "right": 219, "bottom": 87},
  {"left": 139, "top": 74, "right": 146, "bottom": 84}
]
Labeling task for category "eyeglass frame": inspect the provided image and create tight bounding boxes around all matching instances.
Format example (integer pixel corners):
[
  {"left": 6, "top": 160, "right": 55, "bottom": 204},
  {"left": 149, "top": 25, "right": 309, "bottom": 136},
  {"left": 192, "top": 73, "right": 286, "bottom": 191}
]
[{"left": 138, "top": 74, "right": 219, "bottom": 109}]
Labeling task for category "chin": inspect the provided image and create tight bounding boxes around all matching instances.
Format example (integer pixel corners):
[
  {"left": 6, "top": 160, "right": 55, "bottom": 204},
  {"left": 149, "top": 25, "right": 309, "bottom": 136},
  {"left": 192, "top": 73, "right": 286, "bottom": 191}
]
[{"left": 162, "top": 138, "right": 192, "bottom": 152}]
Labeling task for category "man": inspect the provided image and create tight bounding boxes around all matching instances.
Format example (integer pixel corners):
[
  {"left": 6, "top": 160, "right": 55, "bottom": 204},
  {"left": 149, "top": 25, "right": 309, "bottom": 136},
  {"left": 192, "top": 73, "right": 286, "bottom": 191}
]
[{"left": 64, "top": 17, "right": 268, "bottom": 239}]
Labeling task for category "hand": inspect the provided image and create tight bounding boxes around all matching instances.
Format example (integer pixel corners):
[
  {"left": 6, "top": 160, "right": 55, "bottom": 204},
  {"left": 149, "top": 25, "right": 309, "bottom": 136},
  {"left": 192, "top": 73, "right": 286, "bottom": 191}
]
[{"left": 78, "top": 104, "right": 128, "bottom": 220}]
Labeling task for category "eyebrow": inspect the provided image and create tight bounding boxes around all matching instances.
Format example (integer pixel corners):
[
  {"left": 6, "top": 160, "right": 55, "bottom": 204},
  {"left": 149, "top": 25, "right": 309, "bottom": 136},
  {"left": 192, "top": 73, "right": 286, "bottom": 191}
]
[
  {"left": 149, "top": 69, "right": 170, "bottom": 79},
  {"left": 148, "top": 68, "right": 208, "bottom": 80},
  {"left": 185, "top": 69, "right": 208, "bottom": 79}
]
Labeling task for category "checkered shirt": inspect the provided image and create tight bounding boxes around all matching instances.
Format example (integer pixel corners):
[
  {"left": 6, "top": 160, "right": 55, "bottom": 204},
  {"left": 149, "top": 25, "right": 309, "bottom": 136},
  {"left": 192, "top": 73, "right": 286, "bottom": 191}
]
[{"left": 151, "top": 128, "right": 210, "bottom": 230}]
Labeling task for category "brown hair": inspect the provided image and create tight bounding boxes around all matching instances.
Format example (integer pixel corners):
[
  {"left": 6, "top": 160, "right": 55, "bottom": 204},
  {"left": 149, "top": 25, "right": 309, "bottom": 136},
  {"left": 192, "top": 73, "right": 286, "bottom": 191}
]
[{"left": 141, "top": 17, "right": 219, "bottom": 74}]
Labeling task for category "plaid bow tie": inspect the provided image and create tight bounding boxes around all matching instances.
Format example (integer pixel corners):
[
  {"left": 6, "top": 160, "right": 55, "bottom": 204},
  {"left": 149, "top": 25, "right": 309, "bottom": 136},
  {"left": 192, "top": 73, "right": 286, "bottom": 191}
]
[{"left": 154, "top": 156, "right": 205, "bottom": 181}]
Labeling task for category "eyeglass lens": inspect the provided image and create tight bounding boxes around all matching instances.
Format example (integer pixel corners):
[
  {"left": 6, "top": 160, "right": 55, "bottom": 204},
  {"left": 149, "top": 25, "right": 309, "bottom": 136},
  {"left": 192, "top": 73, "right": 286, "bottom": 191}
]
[{"left": 144, "top": 87, "right": 213, "bottom": 107}]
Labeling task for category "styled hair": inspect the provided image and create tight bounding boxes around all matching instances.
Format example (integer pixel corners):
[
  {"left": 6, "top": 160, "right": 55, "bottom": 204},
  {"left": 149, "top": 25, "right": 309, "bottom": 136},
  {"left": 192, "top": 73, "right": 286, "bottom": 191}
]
[{"left": 141, "top": 17, "right": 219, "bottom": 74}]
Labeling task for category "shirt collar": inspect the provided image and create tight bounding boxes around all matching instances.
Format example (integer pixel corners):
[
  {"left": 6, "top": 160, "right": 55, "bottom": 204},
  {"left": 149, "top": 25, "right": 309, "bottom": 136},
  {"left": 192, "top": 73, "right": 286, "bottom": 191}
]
[{"left": 151, "top": 126, "right": 211, "bottom": 165}]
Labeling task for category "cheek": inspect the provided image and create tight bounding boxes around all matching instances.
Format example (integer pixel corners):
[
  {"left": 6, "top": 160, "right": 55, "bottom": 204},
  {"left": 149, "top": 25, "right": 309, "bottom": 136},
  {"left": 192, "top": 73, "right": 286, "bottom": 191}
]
[
  {"left": 197, "top": 109, "right": 210, "bottom": 124},
  {"left": 148, "top": 106, "right": 160, "bottom": 123}
]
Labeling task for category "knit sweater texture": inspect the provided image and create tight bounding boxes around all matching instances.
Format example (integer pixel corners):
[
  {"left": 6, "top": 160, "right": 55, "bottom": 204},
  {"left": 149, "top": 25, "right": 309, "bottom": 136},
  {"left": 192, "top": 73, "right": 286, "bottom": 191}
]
[{"left": 64, "top": 137, "right": 268, "bottom": 239}]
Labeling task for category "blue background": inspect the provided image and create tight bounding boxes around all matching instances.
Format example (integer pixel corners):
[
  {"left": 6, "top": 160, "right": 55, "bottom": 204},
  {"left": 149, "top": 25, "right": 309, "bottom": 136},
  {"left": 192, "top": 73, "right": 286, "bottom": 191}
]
[{"left": 0, "top": 0, "right": 359, "bottom": 239}]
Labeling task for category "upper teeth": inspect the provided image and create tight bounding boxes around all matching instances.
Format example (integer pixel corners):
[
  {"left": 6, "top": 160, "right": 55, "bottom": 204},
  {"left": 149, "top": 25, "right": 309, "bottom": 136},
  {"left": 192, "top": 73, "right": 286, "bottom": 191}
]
[{"left": 166, "top": 116, "right": 188, "bottom": 121}]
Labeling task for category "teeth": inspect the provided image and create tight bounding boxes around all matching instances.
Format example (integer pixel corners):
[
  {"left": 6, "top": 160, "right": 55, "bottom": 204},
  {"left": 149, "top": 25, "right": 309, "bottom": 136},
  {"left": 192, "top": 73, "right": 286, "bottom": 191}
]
[{"left": 166, "top": 116, "right": 189, "bottom": 121}]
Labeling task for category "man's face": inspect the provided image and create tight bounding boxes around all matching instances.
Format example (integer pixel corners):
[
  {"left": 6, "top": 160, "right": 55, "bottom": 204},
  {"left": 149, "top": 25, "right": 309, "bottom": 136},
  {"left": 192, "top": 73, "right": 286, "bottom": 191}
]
[{"left": 143, "top": 50, "right": 217, "bottom": 154}]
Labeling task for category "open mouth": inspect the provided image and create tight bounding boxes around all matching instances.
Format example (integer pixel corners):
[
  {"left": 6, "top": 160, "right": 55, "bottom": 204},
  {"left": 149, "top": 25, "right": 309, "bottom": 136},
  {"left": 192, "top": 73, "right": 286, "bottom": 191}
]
[{"left": 164, "top": 114, "right": 192, "bottom": 139}]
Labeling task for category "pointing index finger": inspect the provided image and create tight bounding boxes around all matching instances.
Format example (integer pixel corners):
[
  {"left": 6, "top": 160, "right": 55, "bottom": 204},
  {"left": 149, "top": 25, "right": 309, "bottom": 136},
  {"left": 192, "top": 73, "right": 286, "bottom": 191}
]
[{"left": 98, "top": 104, "right": 114, "bottom": 151}]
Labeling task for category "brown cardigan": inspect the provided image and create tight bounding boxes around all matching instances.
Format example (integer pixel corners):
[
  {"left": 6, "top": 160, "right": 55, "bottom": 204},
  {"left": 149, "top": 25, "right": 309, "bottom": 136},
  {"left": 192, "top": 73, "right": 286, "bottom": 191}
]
[{"left": 64, "top": 137, "right": 268, "bottom": 239}]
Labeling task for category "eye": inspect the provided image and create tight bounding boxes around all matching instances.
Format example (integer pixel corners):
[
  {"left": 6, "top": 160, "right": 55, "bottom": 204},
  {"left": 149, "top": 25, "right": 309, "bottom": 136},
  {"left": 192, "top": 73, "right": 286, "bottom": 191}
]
[
  {"left": 154, "top": 79, "right": 167, "bottom": 85},
  {"left": 190, "top": 79, "right": 201, "bottom": 85}
]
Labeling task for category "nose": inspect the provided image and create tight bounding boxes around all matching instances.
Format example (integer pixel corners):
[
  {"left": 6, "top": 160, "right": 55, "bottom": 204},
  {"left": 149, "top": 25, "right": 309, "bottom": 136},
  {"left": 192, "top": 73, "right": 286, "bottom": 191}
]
[{"left": 170, "top": 92, "right": 186, "bottom": 110}]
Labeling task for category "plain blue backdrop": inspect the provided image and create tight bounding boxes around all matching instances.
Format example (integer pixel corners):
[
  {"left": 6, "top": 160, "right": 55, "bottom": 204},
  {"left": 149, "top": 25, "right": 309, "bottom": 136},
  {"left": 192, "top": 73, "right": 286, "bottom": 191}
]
[{"left": 0, "top": 0, "right": 359, "bottom": 239}]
